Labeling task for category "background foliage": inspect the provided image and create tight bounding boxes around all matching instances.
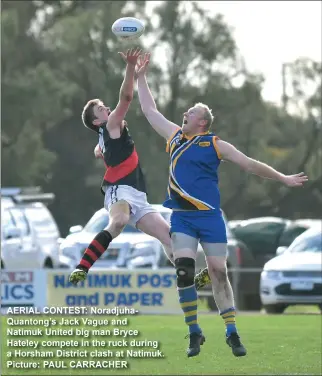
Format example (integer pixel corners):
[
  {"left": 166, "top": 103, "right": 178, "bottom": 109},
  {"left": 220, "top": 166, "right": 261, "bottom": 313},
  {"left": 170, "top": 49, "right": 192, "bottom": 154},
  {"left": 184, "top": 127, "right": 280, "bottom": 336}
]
[{"left": 2, "top": 1, "right": 321, "bottom": 235}]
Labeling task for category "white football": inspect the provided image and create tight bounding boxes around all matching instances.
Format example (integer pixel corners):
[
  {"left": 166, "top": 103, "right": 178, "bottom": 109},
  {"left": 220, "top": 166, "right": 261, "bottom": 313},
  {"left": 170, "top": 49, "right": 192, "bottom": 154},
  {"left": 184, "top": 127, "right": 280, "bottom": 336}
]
[{"left": 111, "top": 17, "right": 145, "bottom": 40}]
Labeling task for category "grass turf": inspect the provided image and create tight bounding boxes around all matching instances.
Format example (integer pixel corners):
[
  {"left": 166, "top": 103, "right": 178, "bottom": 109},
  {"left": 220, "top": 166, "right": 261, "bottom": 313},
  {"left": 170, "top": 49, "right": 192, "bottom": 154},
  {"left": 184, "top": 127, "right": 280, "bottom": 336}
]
[{"left": 1, "top": 313, "right": 321, "bottom": 375}]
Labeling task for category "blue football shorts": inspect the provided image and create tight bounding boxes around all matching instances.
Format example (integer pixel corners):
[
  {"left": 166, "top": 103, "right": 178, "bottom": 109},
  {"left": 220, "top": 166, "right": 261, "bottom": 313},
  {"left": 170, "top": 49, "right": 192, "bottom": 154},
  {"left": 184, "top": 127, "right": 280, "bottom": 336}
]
[{"left": 170, "top": 210, "right": 227, "bottom": 243}]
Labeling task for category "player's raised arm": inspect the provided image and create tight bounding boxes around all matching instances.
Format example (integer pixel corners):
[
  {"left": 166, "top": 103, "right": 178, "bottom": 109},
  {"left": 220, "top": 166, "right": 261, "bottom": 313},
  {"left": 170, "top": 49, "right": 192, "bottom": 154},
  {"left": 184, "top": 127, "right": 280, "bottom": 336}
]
[
  {"left": 108, "top": 48, "right": 142, "bottom": 130},
  {"left": 217, "top": 139, "right": 308, "bottom": 187},
  {"left": 136, "top": 53, "right": 180, "bottom": 140}
]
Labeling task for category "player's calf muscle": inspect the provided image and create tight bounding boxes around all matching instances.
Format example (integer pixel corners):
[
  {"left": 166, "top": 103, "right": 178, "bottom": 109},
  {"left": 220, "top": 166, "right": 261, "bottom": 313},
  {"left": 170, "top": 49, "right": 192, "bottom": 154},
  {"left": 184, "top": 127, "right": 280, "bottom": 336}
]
[{"left": 209, "top": 267, "right": 234, "bottom": 311}]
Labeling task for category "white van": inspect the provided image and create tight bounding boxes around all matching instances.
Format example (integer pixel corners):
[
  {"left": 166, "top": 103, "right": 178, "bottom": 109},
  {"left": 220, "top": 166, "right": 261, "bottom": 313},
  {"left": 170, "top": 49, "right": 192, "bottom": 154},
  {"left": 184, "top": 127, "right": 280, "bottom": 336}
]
[{"left": 1, "top": 188, "right": 71, "bottom": 269}]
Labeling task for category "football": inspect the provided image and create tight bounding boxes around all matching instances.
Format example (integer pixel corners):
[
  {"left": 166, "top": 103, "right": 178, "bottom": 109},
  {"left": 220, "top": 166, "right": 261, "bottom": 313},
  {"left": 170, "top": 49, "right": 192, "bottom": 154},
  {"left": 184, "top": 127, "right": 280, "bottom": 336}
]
[{"left": 111, "top": 17, "right": 145, "bottom": 40}]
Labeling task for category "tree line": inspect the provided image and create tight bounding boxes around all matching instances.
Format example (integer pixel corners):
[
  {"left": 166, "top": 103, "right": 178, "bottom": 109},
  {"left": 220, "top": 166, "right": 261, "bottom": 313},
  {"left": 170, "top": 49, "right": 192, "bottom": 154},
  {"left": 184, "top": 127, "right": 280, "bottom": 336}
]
[{"left": 2, "top": 1, "right": 321, "bottom": 235}]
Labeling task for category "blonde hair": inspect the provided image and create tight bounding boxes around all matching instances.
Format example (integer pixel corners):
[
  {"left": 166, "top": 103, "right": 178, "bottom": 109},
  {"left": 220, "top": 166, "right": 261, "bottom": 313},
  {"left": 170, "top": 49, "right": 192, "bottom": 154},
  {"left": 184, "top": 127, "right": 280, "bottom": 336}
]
[{"left": 195, "top": 102, "right": 214, "bottom": 129}]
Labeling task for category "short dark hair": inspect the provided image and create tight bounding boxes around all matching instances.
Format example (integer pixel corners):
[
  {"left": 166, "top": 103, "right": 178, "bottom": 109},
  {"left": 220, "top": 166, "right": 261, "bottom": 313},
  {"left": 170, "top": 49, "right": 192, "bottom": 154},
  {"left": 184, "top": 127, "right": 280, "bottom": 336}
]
[{"left": 81, "top": 98, "right": 101, "bottom": 133}]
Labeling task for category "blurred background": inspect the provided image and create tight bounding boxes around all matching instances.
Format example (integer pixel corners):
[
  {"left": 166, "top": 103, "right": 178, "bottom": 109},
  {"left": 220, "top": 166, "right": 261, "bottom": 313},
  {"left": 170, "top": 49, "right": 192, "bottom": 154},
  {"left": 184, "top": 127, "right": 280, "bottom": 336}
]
[{"left": 1, "top": 0, "right": 321, "bottom": 313}]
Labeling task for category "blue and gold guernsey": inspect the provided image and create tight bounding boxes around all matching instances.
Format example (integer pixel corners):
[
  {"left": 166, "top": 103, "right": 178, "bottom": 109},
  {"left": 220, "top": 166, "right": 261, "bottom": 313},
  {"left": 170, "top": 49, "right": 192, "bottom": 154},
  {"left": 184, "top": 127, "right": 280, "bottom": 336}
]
[{"left": 163, "top": 129, "right": 222, "bottom": 212}]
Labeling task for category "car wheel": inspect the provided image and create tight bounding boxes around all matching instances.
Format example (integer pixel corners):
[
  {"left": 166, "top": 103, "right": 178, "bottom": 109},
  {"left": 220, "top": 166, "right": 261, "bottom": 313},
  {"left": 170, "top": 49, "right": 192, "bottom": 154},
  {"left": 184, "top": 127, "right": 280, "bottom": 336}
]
[
  {"left": 157, "top": 251, "right": 171, "bottom": 268},
  {"left": 165, "top": 259, "right": 174, "bottom": 267},
  {"left": 207, "top": 296, "right": 218, "bottom": 311},
  {"left": 1, "top": 260, "right": 4, "bottom": 269},
  {"left": 238, "top": 294, "right": 262, "bottom": 311},
  {"left": 248, "top": 295, "right": 262, "bottom": 310},
  {"left": 263, "top": 304, "right": 287, "bottom": 314},
  {"left": 44, "top": 258, "right": 53, "bottom": 268}
]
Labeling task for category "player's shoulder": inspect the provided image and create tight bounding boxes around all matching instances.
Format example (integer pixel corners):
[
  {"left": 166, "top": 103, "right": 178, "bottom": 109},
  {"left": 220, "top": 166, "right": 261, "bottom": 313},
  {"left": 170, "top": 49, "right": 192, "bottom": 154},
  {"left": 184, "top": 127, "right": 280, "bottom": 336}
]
[
  {"left": 198, "top": 133, "right": 223, "bottom": 159},
  {"left": 198, "top": 132, "right": 218, "bottom": 143},
  {"left": 103, "top": 123, "right": 132, "bottom": 138},
  {"left": 173, "top": 128, "right": 183, "bottom": 137},
  {"left": 200, "top": 132, "right": 215, "bottom": 139},
  {"left": 168, "top": 128, "right": 182, "bottom": 143}
]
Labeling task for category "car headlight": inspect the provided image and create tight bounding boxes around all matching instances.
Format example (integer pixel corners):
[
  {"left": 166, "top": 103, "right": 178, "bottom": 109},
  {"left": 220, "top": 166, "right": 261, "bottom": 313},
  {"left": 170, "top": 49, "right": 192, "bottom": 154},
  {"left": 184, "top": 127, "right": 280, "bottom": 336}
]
[{"left": 262, "top": 270, "right": 282, "bottom": 280}]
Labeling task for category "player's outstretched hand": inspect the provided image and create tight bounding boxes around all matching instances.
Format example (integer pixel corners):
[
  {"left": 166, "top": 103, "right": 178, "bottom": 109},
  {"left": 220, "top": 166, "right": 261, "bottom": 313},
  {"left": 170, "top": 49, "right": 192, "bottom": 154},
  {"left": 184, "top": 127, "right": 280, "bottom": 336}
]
[
  {"left": 118, "top": 47, "right": 142, "bottom": 66},
  {"left": 282, "top": 172, "right": 308, "bottom": 187},
  {"left": 135, "top": 52, "right": 150, "bottom": 79}
]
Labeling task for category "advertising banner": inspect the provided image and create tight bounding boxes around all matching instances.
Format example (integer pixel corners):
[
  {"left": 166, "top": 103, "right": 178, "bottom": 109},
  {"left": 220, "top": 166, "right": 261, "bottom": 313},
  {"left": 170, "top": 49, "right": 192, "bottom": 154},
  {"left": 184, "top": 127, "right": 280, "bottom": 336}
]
[
  {"left": 46, "top": 268, "right": 182, "bottom": 314},
  {"left": 1, "top": 270, "right": 47, "bottom": 312}
]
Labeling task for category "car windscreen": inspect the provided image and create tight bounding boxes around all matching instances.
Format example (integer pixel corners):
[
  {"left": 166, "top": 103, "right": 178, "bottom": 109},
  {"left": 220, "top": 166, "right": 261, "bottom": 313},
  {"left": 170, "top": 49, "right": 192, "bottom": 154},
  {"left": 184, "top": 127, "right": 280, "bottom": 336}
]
[
  {"left": 289, "top": 232, "right": 322, "bottom": 253},
  {"left": 24, "top": 207, "right": 60, "bottom": 238}
]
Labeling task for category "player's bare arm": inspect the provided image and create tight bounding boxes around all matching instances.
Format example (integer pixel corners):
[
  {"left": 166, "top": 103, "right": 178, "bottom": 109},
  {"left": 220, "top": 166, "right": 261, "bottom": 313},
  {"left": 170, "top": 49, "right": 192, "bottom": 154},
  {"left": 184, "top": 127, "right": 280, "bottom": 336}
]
[
  {"left": 217, "top": 139, "right": 308, "bottom": 187},
  {"left": 136, "top": 53, "right": 180, "bottom": 140},
  {"left": 107, "top": 48, "right": 142, "bottom": 132}
]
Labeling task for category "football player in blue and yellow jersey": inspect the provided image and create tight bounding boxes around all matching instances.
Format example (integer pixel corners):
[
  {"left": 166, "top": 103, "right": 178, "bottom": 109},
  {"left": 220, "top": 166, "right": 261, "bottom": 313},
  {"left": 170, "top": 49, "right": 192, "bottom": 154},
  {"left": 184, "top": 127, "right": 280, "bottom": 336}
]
[{"left": 136, "top": 53, "right": 308, "bottom": 358}]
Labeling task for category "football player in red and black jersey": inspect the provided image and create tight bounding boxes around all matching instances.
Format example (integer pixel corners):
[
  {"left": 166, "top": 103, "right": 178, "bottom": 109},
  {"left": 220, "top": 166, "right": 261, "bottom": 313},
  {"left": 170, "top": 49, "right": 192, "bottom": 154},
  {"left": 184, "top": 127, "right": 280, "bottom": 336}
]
[{"left": 68, "top": 48, "right": 175, "bottom": 284}]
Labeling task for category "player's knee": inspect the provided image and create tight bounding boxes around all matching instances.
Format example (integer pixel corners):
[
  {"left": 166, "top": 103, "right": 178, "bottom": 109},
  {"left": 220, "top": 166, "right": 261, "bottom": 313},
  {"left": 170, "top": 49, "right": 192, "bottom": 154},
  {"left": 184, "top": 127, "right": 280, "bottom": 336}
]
[
  {"left": 109, "top": 212, "right": 130, "bottom": 232},
  {"left": 175, "top": 257, "right": 195, "bottom": 288}
]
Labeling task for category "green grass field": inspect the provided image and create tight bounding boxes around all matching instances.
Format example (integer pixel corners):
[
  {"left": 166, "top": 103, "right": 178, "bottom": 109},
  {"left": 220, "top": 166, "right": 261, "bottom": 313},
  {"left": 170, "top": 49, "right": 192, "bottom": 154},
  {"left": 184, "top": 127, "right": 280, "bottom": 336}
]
[{"left": 1, "top": 313, "right": 321, "bottom": 375}]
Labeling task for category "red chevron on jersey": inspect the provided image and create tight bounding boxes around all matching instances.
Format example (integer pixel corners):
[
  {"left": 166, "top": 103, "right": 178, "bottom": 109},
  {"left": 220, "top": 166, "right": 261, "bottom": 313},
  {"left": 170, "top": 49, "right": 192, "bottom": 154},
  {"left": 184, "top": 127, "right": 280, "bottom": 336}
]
[{"left": 103, "top": 148, "right": 139, "bottom": 183}]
